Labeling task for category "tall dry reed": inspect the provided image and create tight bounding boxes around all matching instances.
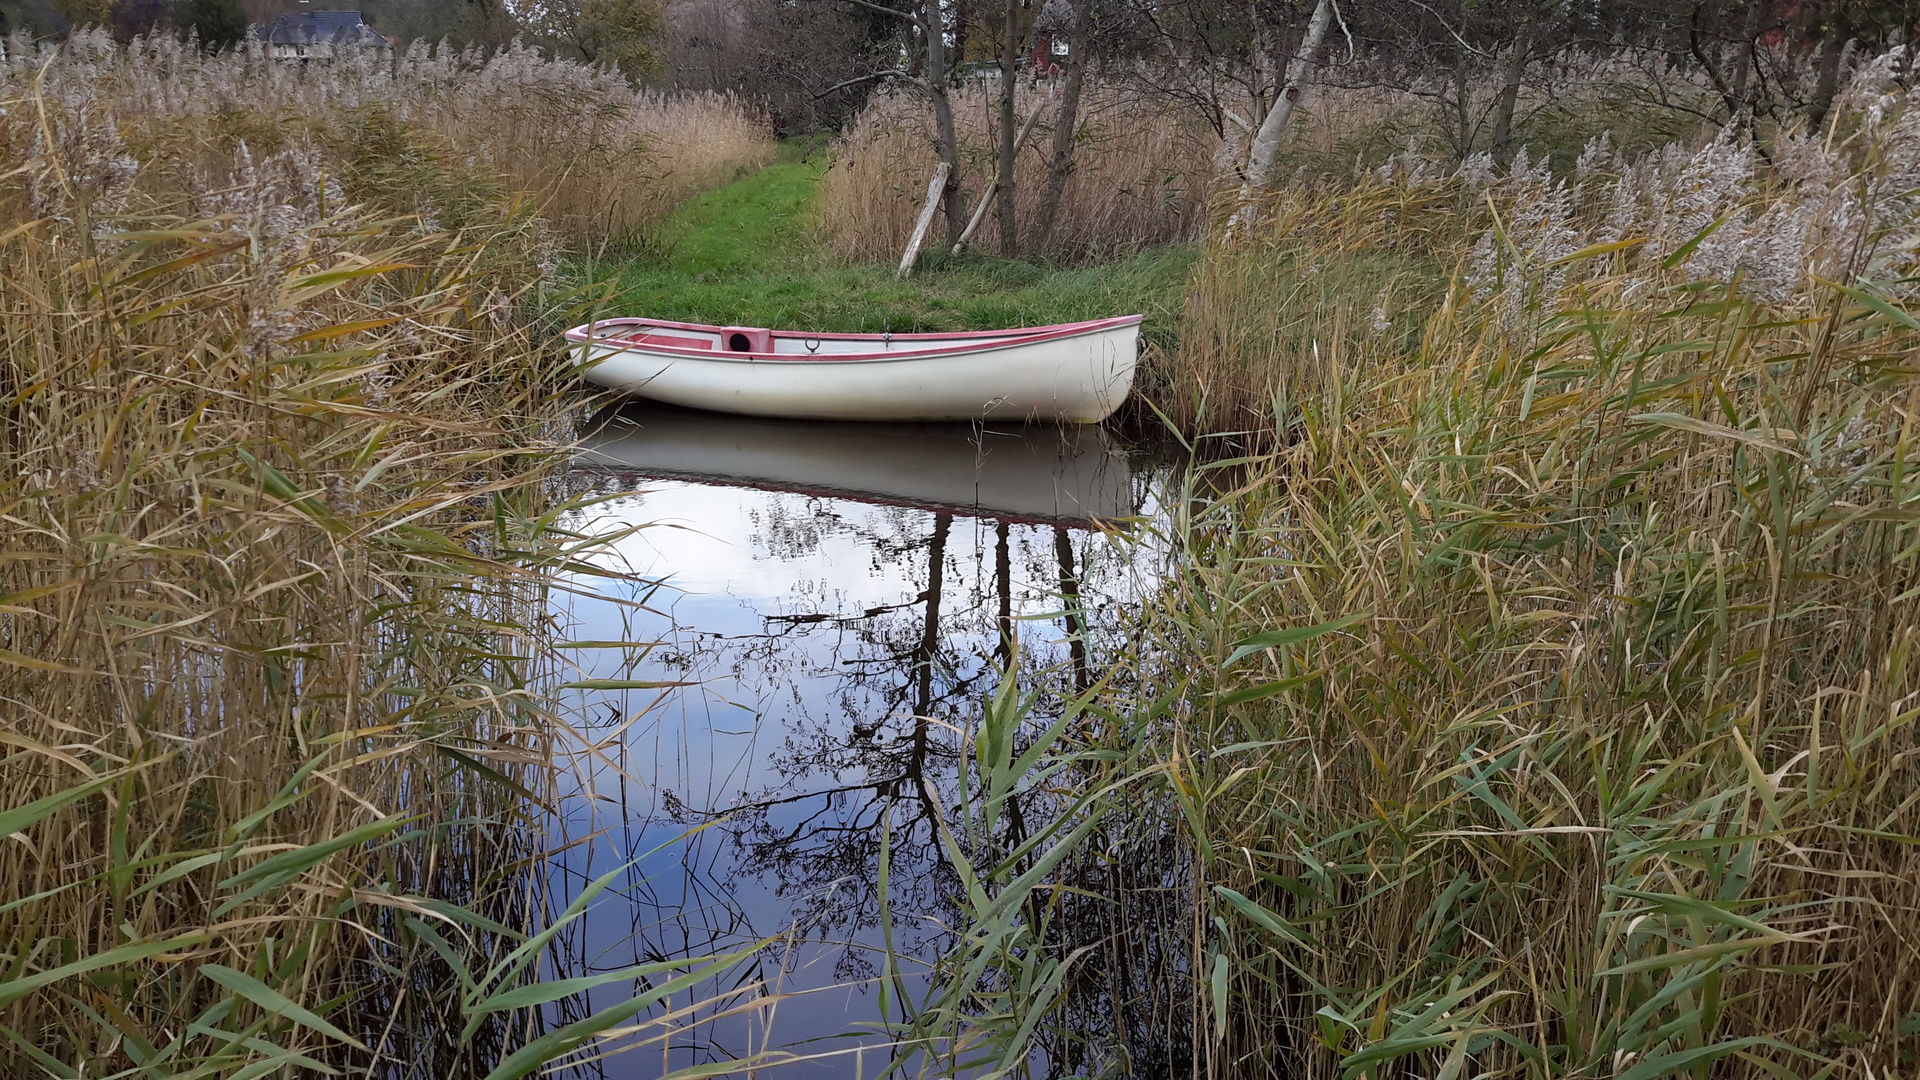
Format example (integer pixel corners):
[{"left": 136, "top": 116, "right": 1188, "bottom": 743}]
[
  {"left": 816, "top": 79, "right": 1216, "bottom": 263},
  {"left": 35, "top": 29, "right": 771, "bottom": 251},
  {"left": 0, "top": 34, "right": 739, "bottom": 1078},
  {"left": 1161, "top": 72, "right": 1889, "bottom": 437},
  {"left": 1095, "top": 51, "right": 1920, "bottom": 1080},
  {"left": 865, "top": 47, "right": 1920, "bottom": 1080},
  {"left": 1162, "top": 174, "right": 1460, "bottom": 433}
]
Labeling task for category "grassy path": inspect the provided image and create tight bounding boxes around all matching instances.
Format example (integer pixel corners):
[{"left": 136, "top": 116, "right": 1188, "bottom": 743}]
[
  {"left": 646, "top": 156, "right": 825, "bottom": 275},
  {"left": 579, "top": 145, "right": 1194, "bottom": 349}
]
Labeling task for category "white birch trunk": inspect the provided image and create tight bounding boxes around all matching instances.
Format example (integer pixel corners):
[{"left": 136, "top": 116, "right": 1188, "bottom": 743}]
[{"left": 1226, "top": 0, "right": 1335, "bottom": 234}]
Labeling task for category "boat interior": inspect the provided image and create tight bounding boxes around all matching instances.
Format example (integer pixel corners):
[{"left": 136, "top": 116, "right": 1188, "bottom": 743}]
[{"left": 594, "top": 321, "right": 1047, "bottom": 358}]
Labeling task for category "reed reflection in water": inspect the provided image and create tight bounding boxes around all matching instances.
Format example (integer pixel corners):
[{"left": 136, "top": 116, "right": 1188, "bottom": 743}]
[{"left": 539, "top": 404, "right": 1170, "bottom": 1077}]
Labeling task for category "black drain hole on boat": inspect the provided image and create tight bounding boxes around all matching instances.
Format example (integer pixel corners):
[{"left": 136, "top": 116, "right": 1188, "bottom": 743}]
[{"left": 728, "top": 333, "right": 752, "bottom": 352}]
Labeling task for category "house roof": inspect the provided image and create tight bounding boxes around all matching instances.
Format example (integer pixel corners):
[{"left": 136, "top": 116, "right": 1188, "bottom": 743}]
[{"left": 256, "top": 10, "right": 387, "bottom": 46}]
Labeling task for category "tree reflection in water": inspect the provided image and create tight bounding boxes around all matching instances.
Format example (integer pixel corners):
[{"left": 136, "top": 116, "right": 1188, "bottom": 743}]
[{"left": 543, "top": 413, "right": 1170, "bottom": 1079}]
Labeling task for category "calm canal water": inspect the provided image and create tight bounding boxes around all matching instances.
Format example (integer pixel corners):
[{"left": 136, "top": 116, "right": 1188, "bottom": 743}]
[{"left": 541, "top": 402, "right": 1173, "bottom": 1078}]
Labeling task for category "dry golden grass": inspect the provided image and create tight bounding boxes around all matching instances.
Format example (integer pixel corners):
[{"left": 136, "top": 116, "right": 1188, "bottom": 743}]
[
  {"left": 15, "top": 27, "right": 1920, "bottom": 1080},
  {"left": 812, "top": 46, "right": 1737, "bottom": 271},
  {"left": 1158, "top": 78, "right": 1846, "bottom": 437},
  {"left": 0, "top": 33, "right": 750, "bottom": 1076},
  {"left": 815, "top": 80, "right": 1216, "bottom": 263},
  {"left": 866, "top": 55, "right": 1920, "bottom": 1080},
  {"left": 1241, "top": 49, "right": 1721, "bottom": 181},
  {"left": 1097, "top": 64, "right": 1920, "bottom": 1080},
  {"left": 1156, "top": 177, "right": 1460, "bottom": 434},
  {"left": 77, "top": 31, "right": 771, "bottom": 251},
  {"left": 1143, "top": 279, "right": 1920, "bottom": 1079}
]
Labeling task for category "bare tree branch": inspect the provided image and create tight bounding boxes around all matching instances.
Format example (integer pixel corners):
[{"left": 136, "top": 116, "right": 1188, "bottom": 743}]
[
  {"left": 814, "top": 68, "right": 927, "bottom": 96},
  {"left": 834, "top": 0, "right": 922, "bottom": 28},
  {"left": 1331, "top": 0, "right": 1354, "bottom": 63},
  {"left": 1394, "top": 0, "right": 1492, "bottom": 59}
]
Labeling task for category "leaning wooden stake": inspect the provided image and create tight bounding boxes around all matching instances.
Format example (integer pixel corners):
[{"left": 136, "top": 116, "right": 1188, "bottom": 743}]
[
  {"left": 953, "top": 106, "right": 1048, "bottom": 256},
  {"left": 898, "top": 161, "right": 952, "bottom": 279}
]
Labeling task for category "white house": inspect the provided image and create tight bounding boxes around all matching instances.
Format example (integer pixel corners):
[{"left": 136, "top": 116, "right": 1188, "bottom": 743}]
[{"left": 255, "top": 10, "right": 391, "bottom": 62}]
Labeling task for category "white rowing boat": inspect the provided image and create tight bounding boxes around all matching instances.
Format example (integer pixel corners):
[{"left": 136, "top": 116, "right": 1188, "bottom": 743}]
[{"left": 565, "top": 315, "right": 1143, "bottom": 423}]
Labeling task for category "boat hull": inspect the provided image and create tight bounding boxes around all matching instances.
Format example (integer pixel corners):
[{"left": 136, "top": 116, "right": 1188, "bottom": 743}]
[{"left": 567, "top": 316, "right": 1141, "bottom": 423}]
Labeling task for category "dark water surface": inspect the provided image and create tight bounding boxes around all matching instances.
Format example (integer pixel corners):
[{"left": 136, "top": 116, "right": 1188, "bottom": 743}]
[{"left": 542, "top": 403, "right": 1173, "bottom": 1078}]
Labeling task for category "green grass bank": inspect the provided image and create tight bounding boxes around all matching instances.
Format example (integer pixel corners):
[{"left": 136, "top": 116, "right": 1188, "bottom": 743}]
[{"left": 573, "top": 145, "right": 1196, "bottom": 355}]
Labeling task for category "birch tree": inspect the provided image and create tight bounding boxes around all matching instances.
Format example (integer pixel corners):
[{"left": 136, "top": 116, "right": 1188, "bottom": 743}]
[
  {"left": 1227, "top": 0, "right": 1334, "bottom": 228},
  {"left": 1104, "top": 0, "right": 1344, "bottom": 229}
]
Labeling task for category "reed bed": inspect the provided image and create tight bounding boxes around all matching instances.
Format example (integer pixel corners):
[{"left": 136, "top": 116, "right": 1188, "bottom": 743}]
[
  {"left": 1103, "top": 57, "right": 1920, "bottom": 1080},
  {"left": 33, "top": 29, "right": 772, "bottom": 252},
  {"left": 1159, "top": 174, "right": 1459, "bottom": 434},
  {"left": 0, "top": 35, "right": 754, "bottom": 1078},
  {"left": 816, "top": 80, "right": 1215, "bottom": 264},
  {"left": 883, "top": 51, "right": 1920, "bottom": 1080},
  {"left": 1159, "top": 90, "right": 1865, "bottom": 436},
  {"left": 1270, "top": 50, "right": 1721, "bottom": 180}
]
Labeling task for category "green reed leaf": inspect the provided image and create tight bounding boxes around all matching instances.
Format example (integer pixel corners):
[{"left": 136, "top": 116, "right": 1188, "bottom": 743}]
[
  {"left": 1630, "top": 411, "right": 1803, "bottom": 457},
  {"left": 1215, "top": 886, "right": 1314, "bottom": 949},
  {"left": 0, "top": 933, "right": 210, "bottom": 1010},
  {"left": 1618, "top": 1037, "right": 1784, "bottom": 1080},
  {"left": 199, "top": 964, "right": 364, "bottom": 1049},
  {"left": 1824, "top": 278, "right": 1920, "bottom": 331},
  {"left": 0, "top": 773, "right": 119, "bottom": 839},
  {"left": 1210, "top": 951, "right": 1229, "bottom": 1044},
  {"left": 467, "top": 951, "right": 751, "bottom": 1022},
  {"left": 214, "top": 816, "right": 412, "bottom": 918},
  {"left": 1224, "top": 612, "right": 1368, "bottom": 669},
  {"left": 478, "top": 956, "right": 740, "bottom": 1080},
  {"left": 1216, "top": 671, "right": 1322, "bottom": 706}
]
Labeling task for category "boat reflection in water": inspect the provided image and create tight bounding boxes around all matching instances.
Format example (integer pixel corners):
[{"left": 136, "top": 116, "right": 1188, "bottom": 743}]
[
  {"left": 575, "top": 401, "right": 1142, "bottom": 526},
  {"left": 545, "top": 403, "right": 1173, "bottom": 1079}
]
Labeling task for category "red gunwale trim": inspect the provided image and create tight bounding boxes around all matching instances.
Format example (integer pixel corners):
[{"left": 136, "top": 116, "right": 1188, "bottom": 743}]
[{"left": 564, "top": 314, "right": 1144, "bottom": 362}]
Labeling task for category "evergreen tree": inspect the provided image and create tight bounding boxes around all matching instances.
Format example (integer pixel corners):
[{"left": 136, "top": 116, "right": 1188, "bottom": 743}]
[{"left": 181, "top": 0, "right": 246, "bottom": 51}]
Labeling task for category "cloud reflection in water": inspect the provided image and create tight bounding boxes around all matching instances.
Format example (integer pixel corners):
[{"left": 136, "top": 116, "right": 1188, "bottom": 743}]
[{"left": 540, "top": 404, "right": 1171, "bottom": 1078}]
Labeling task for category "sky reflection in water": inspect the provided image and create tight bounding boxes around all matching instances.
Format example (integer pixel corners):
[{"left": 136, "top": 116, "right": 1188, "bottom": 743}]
[{"left": 542, "top": 405, "right": 1169, "bottom": 1079}]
